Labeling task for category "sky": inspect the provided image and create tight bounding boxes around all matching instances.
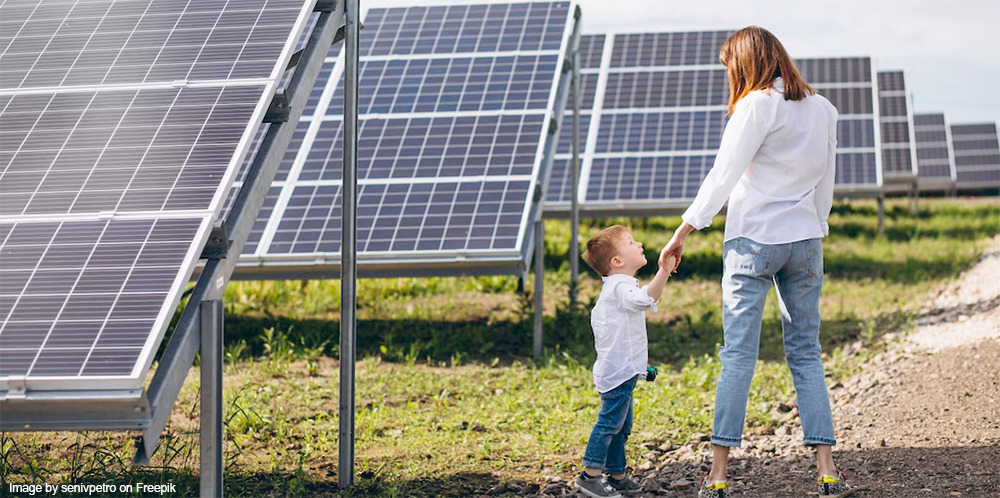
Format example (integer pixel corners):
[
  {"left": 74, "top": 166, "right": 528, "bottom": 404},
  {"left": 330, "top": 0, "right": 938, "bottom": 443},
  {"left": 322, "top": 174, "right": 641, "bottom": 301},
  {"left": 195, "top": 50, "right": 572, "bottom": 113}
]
[{"left": 365, "top": 0, "right": 1000, "bottom": 126}]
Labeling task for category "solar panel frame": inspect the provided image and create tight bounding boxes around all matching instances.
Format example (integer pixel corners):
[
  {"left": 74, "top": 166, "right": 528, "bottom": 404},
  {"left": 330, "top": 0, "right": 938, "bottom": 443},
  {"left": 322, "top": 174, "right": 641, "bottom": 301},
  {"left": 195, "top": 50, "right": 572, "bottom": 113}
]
[
  {"left": 876, "top": 70, "right": 918, "bottom": 188},
  {"left": 913, "top": 112, "right": 957, "bottom": 191},
  {"left": 543, "top": 32, "right": 885, "bottom": 218},
  {"left": 0, "top": 0, "right": 319, "bottom": 393},
  {"left": 797, "top": 56, "right": 883, "bottom": 194},
  {"left": 234, "top": 1, "right": 581, "bottom": 279},
  {"left": 950, "top": 122, "right": 1000, "bottom": 191}
]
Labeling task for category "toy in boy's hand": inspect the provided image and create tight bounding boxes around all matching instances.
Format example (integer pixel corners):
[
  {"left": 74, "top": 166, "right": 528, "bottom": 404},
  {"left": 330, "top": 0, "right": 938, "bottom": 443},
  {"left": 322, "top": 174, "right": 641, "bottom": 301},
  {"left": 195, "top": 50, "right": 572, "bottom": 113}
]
[{"left": 645, "top": 365, "right": 658, "bottom": 382}]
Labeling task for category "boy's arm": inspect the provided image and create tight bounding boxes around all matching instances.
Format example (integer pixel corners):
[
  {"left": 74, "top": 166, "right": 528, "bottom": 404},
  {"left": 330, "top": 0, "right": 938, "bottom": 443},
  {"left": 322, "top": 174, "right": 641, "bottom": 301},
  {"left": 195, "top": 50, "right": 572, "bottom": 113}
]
[{"left": 644, "top": 255, "right": 675, "bottom": 301}]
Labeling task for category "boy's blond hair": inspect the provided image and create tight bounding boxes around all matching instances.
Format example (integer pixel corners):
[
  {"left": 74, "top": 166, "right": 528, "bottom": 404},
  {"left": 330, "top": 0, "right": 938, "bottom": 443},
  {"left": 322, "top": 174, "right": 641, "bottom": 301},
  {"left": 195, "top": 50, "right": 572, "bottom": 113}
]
[{"left": 582, "top": 225, "right": 630, "bottom": 276}]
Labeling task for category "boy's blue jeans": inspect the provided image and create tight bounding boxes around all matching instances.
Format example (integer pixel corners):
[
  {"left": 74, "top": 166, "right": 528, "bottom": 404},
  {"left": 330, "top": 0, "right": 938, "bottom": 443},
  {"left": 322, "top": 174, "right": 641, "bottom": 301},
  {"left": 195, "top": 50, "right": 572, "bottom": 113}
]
[
  {"left": 711, "top": 237, "right": 836, "bottom": 447},
  {"left": 581, "top": 375, "right": 639, "bottom": 474}
]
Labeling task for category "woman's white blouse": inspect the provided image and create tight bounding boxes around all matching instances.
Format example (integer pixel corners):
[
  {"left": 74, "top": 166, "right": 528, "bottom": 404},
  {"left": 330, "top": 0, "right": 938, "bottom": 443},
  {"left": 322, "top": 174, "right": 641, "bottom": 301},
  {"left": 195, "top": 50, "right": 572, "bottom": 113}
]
[{"left": 682, "top": 77, "right": 839, "bottom": 244}]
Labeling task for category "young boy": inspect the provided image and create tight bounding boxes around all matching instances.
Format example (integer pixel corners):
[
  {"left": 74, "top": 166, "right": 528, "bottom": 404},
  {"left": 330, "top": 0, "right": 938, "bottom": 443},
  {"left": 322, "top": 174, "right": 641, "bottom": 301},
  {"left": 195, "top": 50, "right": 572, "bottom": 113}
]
[{"left": 575, "top": 225, "right": 675, "bottom": 498}]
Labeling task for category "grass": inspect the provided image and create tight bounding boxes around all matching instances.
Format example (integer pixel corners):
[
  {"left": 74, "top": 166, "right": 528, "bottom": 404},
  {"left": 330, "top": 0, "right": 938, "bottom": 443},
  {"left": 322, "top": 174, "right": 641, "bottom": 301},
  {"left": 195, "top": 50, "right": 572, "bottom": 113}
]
[{"left": 2, "top": 198, "right": 999, "bottom": 497}]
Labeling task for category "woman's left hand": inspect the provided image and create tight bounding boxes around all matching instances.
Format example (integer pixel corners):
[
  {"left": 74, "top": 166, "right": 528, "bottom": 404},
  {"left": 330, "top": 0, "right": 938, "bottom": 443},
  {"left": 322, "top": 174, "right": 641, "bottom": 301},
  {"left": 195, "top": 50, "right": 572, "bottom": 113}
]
[{"left": 661, "top": 222, "right": 695, "bottom": 271}]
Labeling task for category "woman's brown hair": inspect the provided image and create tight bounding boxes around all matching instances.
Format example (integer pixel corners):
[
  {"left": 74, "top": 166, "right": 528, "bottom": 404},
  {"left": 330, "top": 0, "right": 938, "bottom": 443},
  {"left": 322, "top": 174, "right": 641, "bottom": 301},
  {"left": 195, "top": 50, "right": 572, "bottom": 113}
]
[{"left": 720, "top": 26, "right": 815, "bottom": 116}]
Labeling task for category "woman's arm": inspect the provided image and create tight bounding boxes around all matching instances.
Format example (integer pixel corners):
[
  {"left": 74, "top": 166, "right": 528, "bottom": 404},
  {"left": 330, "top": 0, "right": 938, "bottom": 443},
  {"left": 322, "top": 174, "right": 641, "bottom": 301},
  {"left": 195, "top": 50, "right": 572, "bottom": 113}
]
[
  {"left": 680, "top": 94, "right": 774, "bottom": 230},
  {"left": 814, "top": 107, "right": 839, "bottom": 236},
  {"left": 660, "top": 222, "right": 695, "bottom": 269}
]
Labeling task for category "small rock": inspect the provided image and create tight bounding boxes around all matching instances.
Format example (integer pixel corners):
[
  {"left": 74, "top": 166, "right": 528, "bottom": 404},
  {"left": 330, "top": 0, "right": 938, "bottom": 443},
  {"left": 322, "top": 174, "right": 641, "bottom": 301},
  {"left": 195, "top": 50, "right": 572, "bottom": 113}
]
[
  {"left": 641, "top": 477, "right": 662, "bottom": 492},
  {"left": 486, "top": 483, "right": 507, "bottom": 495},
  {"left": 670, "top": 478, "right": 694, "bottom": 489},
  {"left": 543, "top": 482, "right": 565, "bottom": 494}
]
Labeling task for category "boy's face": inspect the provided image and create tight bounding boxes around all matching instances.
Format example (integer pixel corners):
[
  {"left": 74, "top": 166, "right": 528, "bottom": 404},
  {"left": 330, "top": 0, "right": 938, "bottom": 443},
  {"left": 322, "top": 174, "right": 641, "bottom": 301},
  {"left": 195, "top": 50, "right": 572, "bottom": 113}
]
[{"left": 611, "top": 231, "right": 647, "bottom": 273}]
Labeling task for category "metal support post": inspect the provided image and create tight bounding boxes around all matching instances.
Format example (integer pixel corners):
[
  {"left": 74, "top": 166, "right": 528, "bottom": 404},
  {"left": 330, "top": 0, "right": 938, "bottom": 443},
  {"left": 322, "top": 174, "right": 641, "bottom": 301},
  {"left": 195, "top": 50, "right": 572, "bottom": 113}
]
[
  {"left": 200, "top": 300, "right": 223, "bottom": 498},
  {"left": 877, "top": 194, "right": 885, "bottom": 236},
  {"left": 339, "top": 0, "right": 360, "bottom": 490},
  {"left": 569, "top": 47, "right": 581, "bottom": 309},
  {"left": 533, "top": 220, "right": 545, "bottom": 359}
]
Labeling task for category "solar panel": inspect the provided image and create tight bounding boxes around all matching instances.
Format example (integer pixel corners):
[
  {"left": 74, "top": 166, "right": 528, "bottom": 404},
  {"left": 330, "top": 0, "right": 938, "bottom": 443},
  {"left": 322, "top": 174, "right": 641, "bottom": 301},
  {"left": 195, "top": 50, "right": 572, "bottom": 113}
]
[
  {"left": 547, "top": 34, "right": 604, "bottom": 205},
  {"left": 797, "top": 57, "right": 882, "bottom": 193},
  {"left": 0, "top": 0, "right": 316, "bottom": 392},
  {"left": 950, "top": 123, "right": 1000, "bottom": 191},
  {"left": 545, "top": 31, "right": 732, "bottom": 215},
  {"left": 234, "top": 2, "right": 579, "bottom": 278},
  {"left": 913, "top": 113, "right": 957, "bottom": 191},
  {"left": 543, "top": 31, "right": 883, "bottom": 217},
  {"left": 876, "top": 71, "right": 918, "bottom": 185}
]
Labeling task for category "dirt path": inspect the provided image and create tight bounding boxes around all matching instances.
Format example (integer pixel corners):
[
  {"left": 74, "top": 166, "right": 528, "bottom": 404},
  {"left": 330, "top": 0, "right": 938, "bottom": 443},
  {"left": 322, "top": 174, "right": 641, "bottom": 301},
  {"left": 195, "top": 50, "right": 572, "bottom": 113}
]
[
  {"left": 571, "top": 236, "right": 1000, "bottom": 497},
  {"left": 822, "top": 235, "right": 1000, "bottom": 497}
]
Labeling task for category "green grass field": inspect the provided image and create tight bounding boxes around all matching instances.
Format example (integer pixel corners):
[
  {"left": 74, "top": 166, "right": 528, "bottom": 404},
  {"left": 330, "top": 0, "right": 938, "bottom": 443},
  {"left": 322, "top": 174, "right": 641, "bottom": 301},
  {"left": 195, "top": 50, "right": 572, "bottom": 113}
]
[{"left": 2, "top": 198, "right": 998, "bottom": 497}]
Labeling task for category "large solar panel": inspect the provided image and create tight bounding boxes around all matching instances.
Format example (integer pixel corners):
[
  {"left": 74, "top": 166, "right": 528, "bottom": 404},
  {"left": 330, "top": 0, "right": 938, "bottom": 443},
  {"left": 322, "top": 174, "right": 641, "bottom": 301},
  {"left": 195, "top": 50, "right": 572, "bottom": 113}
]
[
  {"left": 543, "top": 32, "right": 883, "bottom": 217},
  {"left": 950, "top": 123, "right": 1000, "bottom": 191},
  {"left": 796, "top": 57, "right": 882, "bottom": 194},
  {"left": 543, "top": 31, "right": 731, "bottom": 216},
  {"left": 0, "top": 0, "right": 316, "bottom": 393},
  {"left": 547, "top": 34, "right": 603, "bottom": 207},
  {"left": 234, "top": 2, "right": 579, "bottom": 278},
  {"left": 876, "top": 71, "right": 918, "bottom": 186},
  {"left": 913, "top": 113, "right": 957, "bottom": 191}
]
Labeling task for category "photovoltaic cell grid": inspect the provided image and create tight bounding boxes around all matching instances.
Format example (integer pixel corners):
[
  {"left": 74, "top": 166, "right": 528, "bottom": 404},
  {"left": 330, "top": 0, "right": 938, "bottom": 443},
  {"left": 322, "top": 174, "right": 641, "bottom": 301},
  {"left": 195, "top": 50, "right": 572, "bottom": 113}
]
[
  {"left": 585, "top": 32, "right": 733, "bottom": 209},
  {"left": 950, "top": 123, "right": 1000, "bottom": 190},
  {"left": 796, "top": 57, "right": 881, "bottom": 191},
  {"left": 0, "top": 0, "right": 314, "bottom": 391},
  {"left": 0, "top": 0, "right": 312, "bottom": 88},
  {"left": 876, "top": 71, "right": 917, "bottom": 179},
  {"left": 547, "top": 34, "right": 603, "bottom": 204},
  {"left": 235, "top": 2, "right": 575, "bottom": 274},
  {"left": 544, "top": 36, "right": 885, "bottom": 214},
  {"left": 546, "top": 31, "right": 732, "bottom": 213},
  {"left": 913, "top": 113, "right": 956, "bottom": 190}
]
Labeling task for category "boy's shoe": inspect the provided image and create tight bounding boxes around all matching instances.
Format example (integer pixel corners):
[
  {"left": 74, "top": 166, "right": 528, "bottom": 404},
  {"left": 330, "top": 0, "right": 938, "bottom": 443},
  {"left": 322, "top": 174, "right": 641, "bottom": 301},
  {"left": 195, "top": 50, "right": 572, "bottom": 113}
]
[
  {"left": 606, "top": 474, "right": 641, "bottom": 495},
  {"left": 574, "top": 472, "right": 622, "bottom": 498},
  {"left": 817, "top": 470, "right": 854, "bottom": 497},
  {"left": 698, "top": 478, "right": 732, "bottom": 498}
]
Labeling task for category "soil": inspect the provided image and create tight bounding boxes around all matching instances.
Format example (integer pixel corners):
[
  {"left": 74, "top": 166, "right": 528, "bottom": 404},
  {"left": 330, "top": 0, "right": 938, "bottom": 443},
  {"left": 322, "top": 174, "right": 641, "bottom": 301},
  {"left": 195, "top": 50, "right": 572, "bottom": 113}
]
[{"left": 529, "top": 236, "right": 1000, "bottom": 497}]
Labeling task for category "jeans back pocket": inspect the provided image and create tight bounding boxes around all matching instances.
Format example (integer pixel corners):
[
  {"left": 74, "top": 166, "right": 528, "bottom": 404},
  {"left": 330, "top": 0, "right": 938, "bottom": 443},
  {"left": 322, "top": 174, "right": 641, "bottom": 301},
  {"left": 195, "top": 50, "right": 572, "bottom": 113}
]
[{"left": 725, "top": 237, "right": 773, "bottom": 276}]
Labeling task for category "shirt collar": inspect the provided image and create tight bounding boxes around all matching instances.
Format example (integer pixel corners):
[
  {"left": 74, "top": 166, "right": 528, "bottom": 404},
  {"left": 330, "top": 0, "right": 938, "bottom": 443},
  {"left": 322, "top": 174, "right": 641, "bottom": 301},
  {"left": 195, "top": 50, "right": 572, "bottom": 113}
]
[
  {"left": 772, "top": 76, "right": 785, "bottom": 93},
  {"left": 602, "top": 273, "right": 639, "bottom": 286}
]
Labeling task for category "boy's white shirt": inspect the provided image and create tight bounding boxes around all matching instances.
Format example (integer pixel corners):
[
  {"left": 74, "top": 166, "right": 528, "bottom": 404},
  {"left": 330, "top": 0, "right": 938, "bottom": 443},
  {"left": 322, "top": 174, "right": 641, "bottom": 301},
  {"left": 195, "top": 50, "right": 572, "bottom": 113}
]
[{"left": 591, "top": 273, "right": 658, "bottom": 393}]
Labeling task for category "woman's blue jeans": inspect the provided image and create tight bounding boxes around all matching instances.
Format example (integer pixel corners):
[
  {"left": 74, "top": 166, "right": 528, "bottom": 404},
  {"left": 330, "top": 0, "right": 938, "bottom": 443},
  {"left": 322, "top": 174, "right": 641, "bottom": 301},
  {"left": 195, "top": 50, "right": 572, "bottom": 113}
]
[
  {"left": 711, "top": 237, "right": 836, "bottom": 447},
  {"left": 581, "top": 375, "right": 638, "bottom": 473}
]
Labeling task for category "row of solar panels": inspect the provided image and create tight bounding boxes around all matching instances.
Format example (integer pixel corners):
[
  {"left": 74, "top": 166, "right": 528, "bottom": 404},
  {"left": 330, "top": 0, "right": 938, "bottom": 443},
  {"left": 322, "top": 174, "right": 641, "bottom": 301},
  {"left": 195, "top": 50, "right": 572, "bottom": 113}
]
[
  {"left": 0, "top": 1, "right": 581, "bottom": 393},
  {"left": 231, "top": 23, "right": 1000, "bottom": 276},
  {"left": 543, "top": 33, "right": 998, "bottom": 216}
]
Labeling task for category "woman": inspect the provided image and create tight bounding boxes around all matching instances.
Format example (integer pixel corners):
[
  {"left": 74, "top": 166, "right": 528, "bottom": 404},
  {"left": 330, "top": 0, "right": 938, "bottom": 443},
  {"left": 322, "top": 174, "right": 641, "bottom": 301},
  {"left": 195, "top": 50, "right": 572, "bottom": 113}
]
[{"left": 659, "top": 27, "right": 853, "bottom": 498}]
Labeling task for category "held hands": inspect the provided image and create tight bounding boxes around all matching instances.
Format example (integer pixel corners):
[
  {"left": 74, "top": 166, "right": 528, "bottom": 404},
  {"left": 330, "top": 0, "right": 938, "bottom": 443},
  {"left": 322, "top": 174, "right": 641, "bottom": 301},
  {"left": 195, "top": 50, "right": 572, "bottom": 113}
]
[
  {"left": 659, "top": 237, "right": 682, "bottom": 273},
  {"left": 659, "top": 250, "right": 677, "bottom": 274},
  {"left": 660, "top": 223, "right": 693, "bottom": 272}
]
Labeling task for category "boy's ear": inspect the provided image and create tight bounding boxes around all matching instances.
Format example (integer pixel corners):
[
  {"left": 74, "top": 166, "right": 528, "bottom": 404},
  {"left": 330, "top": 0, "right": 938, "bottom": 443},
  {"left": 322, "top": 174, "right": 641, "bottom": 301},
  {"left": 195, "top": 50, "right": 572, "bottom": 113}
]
[{"left": 610, "top": 255, "right": 624, "bottom": 268}]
